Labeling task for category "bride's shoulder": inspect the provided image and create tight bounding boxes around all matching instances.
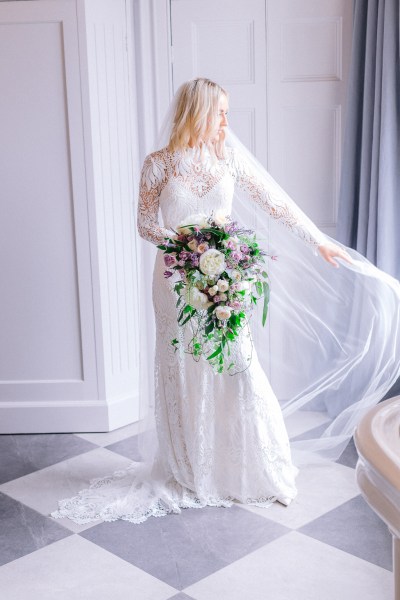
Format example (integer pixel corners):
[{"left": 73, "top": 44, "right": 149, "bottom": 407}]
[
  {"left": 140, "top": 147, "right": 170, "bottom": 190},
  {"left": 142, "top": 146, "right": 170, "bottom": 165}
]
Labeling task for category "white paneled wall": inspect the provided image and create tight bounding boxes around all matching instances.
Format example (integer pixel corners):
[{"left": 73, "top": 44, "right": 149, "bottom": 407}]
[
  {"left": 0, "top": 0, "right": 353, "bottom": 431},
  {"left": 0, "top": 0, "right": 140, "bottom": 432}
]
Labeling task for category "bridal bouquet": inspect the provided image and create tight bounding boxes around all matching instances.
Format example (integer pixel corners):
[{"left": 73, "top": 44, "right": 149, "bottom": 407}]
[{"left": 157, "top": 213, "right": 273, "bottom": 374}]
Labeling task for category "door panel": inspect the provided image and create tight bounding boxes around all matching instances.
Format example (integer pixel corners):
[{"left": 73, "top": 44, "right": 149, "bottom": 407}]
[{"left": 171, "top": 0, "right": 267, "bottom": 162}]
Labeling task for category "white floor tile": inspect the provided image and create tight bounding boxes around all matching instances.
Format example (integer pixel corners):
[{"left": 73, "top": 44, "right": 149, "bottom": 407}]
[
  {"left": 284, "top": 410, "right": 331, "bottom": 438},
  {"left": 75, "top": 421, "right": 143, "bottom": 447},
  {"left": 0, "top": 535, "right": 176, "bottom": 600},
  {"left": 184, "top": 531, "right": 393, "bottom": 600},
  {"left": 240, "top": 461, "right": 359, "bottom": 528},
  {"left": 0, "top": 448, "right": 133, "bottom": 533}
]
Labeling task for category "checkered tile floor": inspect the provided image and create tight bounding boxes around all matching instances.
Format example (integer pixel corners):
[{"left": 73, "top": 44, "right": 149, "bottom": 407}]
[{"left": 0, "top": 416, "right": 393, "bottom": 600}]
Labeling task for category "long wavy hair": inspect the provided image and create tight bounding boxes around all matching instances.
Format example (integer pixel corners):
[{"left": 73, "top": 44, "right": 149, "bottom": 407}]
[{"left": 168, "top": 78, "right": 228, "bottom": 159}]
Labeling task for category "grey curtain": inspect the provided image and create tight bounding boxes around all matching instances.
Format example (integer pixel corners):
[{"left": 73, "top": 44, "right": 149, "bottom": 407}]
[{"left": 337, "top": 0, "right": 400, "bottom": 280}]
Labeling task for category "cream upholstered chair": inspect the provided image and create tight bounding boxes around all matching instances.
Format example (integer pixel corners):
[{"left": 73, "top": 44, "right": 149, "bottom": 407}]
[{"left": 355, "top": 396, "right": 400, "bottom": 600}]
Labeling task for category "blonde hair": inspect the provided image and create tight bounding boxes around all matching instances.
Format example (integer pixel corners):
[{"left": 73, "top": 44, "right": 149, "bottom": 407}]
[{"left": 168, "top": 78, "right": 228, "bottom": 159}]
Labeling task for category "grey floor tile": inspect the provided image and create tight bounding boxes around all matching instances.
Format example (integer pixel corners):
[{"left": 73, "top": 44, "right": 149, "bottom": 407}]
[
  {"left": 80, "top": 503, "right": 290, "bottom": 590},
  {"left": 336, "top": 437, "right": 358, "bottom": 469},
  {"left": 105, "top": 434, "right": 142, "bottom": 461},
  {"left": 299, "top": 495, "right": 392, "bottom": 571},
  {"left": 0, "top": 492, "right": 71, "bottom": 566},
  {"left": 290, "top": 421, "right": 330, "bottom": 442},
  {"left": 0, "top": 434, "right": 97, "bottom": 484}
]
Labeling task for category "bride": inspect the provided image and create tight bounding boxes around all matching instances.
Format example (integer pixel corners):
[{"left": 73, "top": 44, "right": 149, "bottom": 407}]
[{"left": 51, "top": 78, "right": 400, "bottom": 525}]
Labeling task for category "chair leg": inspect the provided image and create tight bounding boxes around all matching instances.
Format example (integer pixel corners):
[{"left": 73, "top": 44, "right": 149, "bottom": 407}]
[{"left": 394, "top": 535, "right": 400, "bottom": 600}]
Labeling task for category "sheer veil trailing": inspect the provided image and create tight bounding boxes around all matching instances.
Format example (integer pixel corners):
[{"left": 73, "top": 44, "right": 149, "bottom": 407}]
[{"left": 136, "top": 84, "right": 400, "bottom": 469}]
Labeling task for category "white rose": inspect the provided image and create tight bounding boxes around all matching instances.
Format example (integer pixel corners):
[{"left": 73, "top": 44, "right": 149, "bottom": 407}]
[
  {"left": 177, "top": 213, "right": 209, "bottom": 235},
  {"left": 217, "top": 279, "right": 229, "bottom": 292},
  {"left": 219, "top": 293, "right": 227, "bottom": 301},
  {"left": 186, "top": 287, "right": 213, "bottom": 310},
  {"left": 237, "top": 281, "right": 251, "bottom": 292},
  {"left": 188, "top": 239, "right": 198, "bottom": 251},
  {"left": 213, "top": 211, "right": 228, "bottom": 227},
  {"left": 230, "top": 269, "right": 242, "bottom": 282},
  {"left": 199, "top": 249, "right": 226, "bottom": 277},
  {"left": 208, "top": 285, "right": 219, "bottom": 297},
  {"left": 215, "top": 305, "right": 232, "bottom": 320}
]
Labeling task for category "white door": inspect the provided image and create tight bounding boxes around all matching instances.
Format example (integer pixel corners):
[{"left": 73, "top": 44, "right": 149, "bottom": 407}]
[
  {"left": 266, "top": 0, "right": 353, "bottom": 239},
  {"left": 170, "top": 0, "right": 352, "bottom": 238}
]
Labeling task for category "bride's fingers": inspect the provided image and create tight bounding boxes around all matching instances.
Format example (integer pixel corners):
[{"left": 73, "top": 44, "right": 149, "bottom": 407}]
[
  {"left": 326, "top": 255, "right": 339, "bottom": 268},
  {"left": 335, "top": 249, "right": 354, "bottom": 265}
]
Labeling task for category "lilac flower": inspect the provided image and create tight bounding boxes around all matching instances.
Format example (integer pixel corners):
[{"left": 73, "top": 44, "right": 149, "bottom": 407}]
[
  {"left": 164, "top": 270, "right": 173, "bottom": 278},
  {"left": 225, "top": 222, "right": 238, "bottom": 234},
  {"left": 190, "top": 254, "right": 200, "bottom": 267},
  {"left": 226, "top": 240, "right": 237, "bottom": 250},
  {"left": 230, "top": 251, "right": 243, "bottom": 262},
  {"left": 164, "top": 254, "right": 177, "bottom": 267}
]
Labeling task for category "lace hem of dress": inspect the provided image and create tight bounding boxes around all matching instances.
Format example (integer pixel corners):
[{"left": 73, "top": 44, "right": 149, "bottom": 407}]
[{"left": 50, "top": 461, "right": 284, "bottom": 525}]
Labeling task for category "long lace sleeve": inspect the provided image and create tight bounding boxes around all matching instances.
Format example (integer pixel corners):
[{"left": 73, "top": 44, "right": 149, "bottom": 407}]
[
  {"left": 137, "top": 151, "right": 175, "bottom": 246},
  {"left": 228, "top": 148, "right": 326, "bottom": 252}
]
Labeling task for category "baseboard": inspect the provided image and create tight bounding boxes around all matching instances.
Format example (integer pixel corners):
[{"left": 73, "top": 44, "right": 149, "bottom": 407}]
[{"left": 0, "top": 393, "right": 140, "bottom": 433}]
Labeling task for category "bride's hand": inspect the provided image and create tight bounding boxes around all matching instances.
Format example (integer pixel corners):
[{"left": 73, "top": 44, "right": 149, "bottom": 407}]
[{"left": 318, "top": 243, "right": 353, "bottom": 268}]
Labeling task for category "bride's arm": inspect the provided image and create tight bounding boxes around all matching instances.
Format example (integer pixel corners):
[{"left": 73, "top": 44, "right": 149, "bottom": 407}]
[
  {"left": 229, "top": 148, "right": 352, "bottom": 266},
  {"left": 137, "top": 151, "right": 175, "bottom": 245}
]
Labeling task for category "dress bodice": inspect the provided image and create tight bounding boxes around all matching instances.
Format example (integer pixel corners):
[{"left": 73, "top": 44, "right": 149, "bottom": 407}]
[
  {"left": 159, "top": 171, "right": 234, "bottom": 230},
  {"left": 137, "top": 144, "right": 325, "bottom": 250}
]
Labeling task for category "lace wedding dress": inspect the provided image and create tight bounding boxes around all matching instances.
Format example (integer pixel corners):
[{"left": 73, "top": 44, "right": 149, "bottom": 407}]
[{"left": 51, "top": 145, "right": 326, "bottom": 525}]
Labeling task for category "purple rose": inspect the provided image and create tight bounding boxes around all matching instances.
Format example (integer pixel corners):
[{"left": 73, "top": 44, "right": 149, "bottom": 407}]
[
  {"left": 228, "top": 300, "right": 242, "bottom": 310},
  {"left": 240, "top": 244, "right": 250, "bottom": 254},
  {"left": 164, "top": 270, "right": 173, "bottom": 278},
  {"left": 213, "top": 295, "right": 221, "bottom": 303},
  {"left": 179, "top": 250, "right": 192, "bottom": 262},
  {"left": 164, "top": 254, "right": 177, "bottom": 267}
]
